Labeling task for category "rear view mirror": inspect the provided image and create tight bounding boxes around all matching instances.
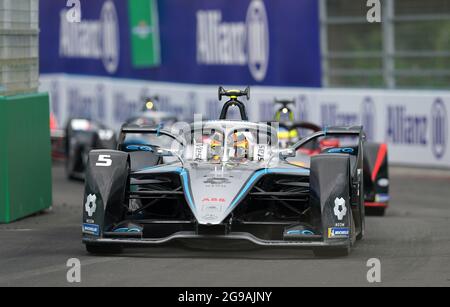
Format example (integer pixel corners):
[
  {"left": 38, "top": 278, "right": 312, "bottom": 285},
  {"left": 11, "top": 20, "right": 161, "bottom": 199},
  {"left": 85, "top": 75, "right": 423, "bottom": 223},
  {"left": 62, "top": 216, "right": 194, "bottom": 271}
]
[
  {"left": 155, "top": 148, "right": 175, "bottom": 157},
  {"left": 279, "top": 148, "right": 296, "bottom": 159}
]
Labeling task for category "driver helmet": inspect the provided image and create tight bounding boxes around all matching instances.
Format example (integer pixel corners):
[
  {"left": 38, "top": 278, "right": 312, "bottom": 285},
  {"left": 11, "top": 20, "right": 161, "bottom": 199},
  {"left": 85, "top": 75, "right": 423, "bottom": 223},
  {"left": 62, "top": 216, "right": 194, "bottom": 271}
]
[
  {"left": 231, "top": 131, "right": 250, "bottom": 160},
  {"left": 209, "top": 131, "right": 223, "bottom": 162}
]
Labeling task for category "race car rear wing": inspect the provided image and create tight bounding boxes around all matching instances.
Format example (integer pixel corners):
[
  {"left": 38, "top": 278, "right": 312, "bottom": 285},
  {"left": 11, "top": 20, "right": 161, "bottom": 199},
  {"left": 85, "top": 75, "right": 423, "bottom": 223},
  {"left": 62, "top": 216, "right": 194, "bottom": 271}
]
[{"left": 291, "top": 126, "right": 365, "bottom": 151}]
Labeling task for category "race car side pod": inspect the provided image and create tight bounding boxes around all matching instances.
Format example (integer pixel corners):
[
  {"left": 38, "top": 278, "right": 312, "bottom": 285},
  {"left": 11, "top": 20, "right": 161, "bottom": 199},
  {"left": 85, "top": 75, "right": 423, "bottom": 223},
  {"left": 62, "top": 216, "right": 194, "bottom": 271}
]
[
  {"left": 309, "top": 153, "right": 354, "bottom": 256},
  {"left": 83, "top": 150, "right": 130, "bottom": 239},
  {"left": 363, "top": 142, "right": 389, "bottom": 215},
  {"left": 371, "top": 143, "right": 388, "bottom": 182},
  {"left": 291, "top": 125, "right": 366, "bottom": 243}
]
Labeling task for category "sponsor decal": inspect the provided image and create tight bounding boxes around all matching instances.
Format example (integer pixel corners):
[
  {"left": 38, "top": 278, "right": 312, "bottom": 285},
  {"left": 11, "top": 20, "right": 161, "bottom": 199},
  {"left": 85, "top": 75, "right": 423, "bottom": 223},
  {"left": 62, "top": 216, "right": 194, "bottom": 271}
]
[
  {"left": 375, "top": 194, "right": 390, "bottom": 203},
  {"left": 128, "top": 0, "right": 161, "bottom": 68},
  {"left": 126, "top": 145, "right": 153, "bottom": 152},
  {"left": 85, "top": 194, "right": 97, "bottom": 217},
  {"left": 194, "top": 143, "right": 208, "bottom": 161},
  {"left": 200, "top": 201, "right": 222, "bottom": 222},
  {"left": 328, "top": 227, "right": 350, "bottom": 239},
  {"left": 321, "top": 97, "right": 375, "bottom": 137},
  {"left": 386, "top": 100, "right": 447, "bottom": 159},
  {"left": 377, "top": 178, "right": 389, "bottom": 187},
  {"left": 67, "top": 84, "right": 106, "bottom": 120},
  {"left": 386, "top": 105, "right": 427, "bottom": 145},
  {"left": 321, "top": 104, "right": 359, "bottom": 127},
  {"left": 254, "top": 144, "right": 270, "bottom": 161},
  {"left": 196, "top": 0, "right": 270, "bottom": 81},
  {"left": 59, "top": 0, "right": 120, "bottom": 74},
  {"left": 132, "top": 21, "right": 152, "bottom": 39},
  {"left": 202, "top": 198, "right": 226, "bottom": 203},
  {"left": 431, "top": 99, "right": 447, "bottom": 159},
  {"left": 202, "top": 214, "right": 220, "bottom": 221},
  {"left": 82, "top": 223, "right": 100, "bottom": 236},
  {"left": 203, "top": 177, "right": 231, "bottom": 186},
  {"left": 328, "top": 148, "right": 354, "bottom": 154},
  {"left": 286, "top": 229, "right": 315, "bottom": 236},
  {"left": 333, "top": 197, "right": 347, "bottom": 221}
]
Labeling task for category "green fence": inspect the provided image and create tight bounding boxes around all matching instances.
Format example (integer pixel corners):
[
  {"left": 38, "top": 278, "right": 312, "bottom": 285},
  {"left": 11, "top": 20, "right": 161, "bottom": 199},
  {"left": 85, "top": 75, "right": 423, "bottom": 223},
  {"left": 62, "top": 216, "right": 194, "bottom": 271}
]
[{"left": 0, "top": 93, "right": 52, "bottom": 223}]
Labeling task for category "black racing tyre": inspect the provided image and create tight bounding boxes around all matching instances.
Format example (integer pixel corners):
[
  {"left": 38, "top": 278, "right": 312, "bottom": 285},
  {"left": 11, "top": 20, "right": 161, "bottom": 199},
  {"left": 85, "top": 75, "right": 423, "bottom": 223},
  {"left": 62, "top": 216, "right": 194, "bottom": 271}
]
[
  {"left": 313, "top": 246, "right": 350, "bottom": 258},
  {"left": 350, "top": 209, "right": 357, "bottom": 246},
  {"left": 314, "top": 209, "right": 355, "bottom": 258},
  {"left": 356, "top": 216, "right": 365, "bottom": 240},
  {"left": 86, "top": 244, "right": 123, "bottom": 255},
  {"left": 66, "top": 152, "right": 78, "bottom": 180}
]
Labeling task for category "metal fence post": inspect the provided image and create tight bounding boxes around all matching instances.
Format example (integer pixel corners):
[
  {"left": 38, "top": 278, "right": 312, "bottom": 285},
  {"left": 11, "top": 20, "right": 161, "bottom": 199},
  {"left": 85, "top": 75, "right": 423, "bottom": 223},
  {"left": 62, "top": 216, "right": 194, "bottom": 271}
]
[
  {"left": 319, "top": 0, "right": 329, "bottom": 87},
  {"left": 382, "top": 0, "right": 396, "bottom": 88}
]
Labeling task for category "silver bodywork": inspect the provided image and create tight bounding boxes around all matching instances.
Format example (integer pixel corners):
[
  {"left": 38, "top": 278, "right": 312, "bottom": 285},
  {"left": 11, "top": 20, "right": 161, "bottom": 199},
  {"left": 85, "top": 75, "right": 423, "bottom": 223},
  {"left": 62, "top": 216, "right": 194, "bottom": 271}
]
[{"left": 132, "top": 120, "right": 309, "bottom": 225}]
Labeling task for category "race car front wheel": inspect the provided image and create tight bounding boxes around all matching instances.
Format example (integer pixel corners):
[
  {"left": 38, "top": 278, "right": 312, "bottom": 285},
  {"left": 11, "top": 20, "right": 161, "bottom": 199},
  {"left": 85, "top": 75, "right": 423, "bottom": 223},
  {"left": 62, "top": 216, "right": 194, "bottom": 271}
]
[
  {"left": 313, "top": 210, "right": 356, "bottom": 258},
  {"left": 86, "top": 244, "right": 123, "bottom": 255},
  {"left": 313, "top": 246, "right": 350, "bottom": 258}
]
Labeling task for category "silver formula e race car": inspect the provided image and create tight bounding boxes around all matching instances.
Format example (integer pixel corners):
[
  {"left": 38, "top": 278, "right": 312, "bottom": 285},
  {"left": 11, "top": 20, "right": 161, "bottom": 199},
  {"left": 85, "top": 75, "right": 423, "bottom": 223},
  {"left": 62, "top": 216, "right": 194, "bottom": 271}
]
[{"left": 82, "top": 88, "right": 366, "bottom": 257}]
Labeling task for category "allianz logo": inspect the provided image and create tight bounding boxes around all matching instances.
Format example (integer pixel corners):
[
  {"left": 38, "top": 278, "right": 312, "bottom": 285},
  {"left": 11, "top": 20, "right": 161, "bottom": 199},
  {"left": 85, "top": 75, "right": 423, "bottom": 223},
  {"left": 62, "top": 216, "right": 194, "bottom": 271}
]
[
  {"left": 386, "top": 105, "right": 427, "bottom": 146},
  {"left": 59, "top": 0, "right": 120, "bottom": 74},
  {"left": 320, "top": 100, "right": 376, "bottom": 141},
  {"left": 386, "top": 100, "right": 447, "bottom": 159},
  {"left": 67, "top": 85, "right": 107, "bottom": 121},
  {"left": 196, "top": 0, "right": 270, "bottom": 82}
]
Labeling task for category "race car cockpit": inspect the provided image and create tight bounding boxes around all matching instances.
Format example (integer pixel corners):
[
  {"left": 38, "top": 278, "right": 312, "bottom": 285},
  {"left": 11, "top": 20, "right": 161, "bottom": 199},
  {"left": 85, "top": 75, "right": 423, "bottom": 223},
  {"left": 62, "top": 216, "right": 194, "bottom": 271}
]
[{"left": 190, "top": 122, "right": 275, "bottom": 164}]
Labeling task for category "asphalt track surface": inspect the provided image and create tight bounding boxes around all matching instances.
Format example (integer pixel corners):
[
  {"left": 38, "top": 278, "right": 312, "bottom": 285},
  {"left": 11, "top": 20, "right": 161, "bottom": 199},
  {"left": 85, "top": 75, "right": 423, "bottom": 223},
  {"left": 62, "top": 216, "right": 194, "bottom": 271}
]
[{"left": 0, "top": 164, "right": 449, "bottom": 287}]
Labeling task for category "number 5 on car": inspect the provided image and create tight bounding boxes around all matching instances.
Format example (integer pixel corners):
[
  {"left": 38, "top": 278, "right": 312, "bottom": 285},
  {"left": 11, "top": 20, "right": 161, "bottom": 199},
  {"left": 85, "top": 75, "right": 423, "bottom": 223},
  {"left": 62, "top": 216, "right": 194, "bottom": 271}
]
[{"left": 96, "top": 155, "right": 112, "bottom": 167}]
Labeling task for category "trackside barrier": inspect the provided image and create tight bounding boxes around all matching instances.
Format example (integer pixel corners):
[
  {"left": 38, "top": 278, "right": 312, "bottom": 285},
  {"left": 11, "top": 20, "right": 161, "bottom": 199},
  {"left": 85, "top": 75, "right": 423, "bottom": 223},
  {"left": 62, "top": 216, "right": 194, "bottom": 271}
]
[
  {"left": 0, "top": 93, "right": 52, "bottom": 223},
  {"left": 40, "top": 74, "right": 450, "bottom": 169}
]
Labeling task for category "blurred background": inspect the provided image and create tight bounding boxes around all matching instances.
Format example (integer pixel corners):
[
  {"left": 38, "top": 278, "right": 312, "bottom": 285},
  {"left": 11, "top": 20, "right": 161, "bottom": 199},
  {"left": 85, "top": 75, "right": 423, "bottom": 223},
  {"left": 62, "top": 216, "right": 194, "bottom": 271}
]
[
  {"left": 323, "top": 0, "right": 450, "bottom": 89},
  {"left": 1, "top": 0, "right": 449, "bottom": 171},
  {"left": 1, "top": 1, "right": 450, "bottom": 285}
]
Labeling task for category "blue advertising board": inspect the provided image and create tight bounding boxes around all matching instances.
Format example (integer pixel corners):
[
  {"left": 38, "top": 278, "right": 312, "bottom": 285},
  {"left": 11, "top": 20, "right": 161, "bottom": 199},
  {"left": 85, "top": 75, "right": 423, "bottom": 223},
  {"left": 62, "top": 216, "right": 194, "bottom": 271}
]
[{"left": 39, "top": 0, "right": 321, "bottom": 87}]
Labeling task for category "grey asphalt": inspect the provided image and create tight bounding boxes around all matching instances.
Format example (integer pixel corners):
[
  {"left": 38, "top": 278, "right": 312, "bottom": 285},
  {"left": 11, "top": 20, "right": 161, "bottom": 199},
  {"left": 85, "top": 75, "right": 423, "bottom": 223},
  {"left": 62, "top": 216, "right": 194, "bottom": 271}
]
[{"left": 0, "top": 163, "right": 449, "bottom": 287}]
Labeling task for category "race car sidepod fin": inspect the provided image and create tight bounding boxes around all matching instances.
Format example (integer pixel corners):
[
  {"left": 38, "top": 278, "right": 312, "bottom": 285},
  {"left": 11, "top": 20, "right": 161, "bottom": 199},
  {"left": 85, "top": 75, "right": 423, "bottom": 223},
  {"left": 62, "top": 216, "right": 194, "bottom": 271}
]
[
  {"left": 84, "top": 150, "right": 130, "bottom": 236},
  {"left": 310, "top": 153, "right": 352, "bottom": 242}
]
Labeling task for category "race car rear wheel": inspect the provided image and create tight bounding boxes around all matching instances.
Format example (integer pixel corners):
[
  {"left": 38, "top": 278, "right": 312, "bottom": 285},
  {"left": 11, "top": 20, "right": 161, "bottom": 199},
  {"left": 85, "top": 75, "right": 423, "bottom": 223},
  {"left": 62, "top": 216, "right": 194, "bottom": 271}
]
[{"left": 86, "top": 244, "right": 123, "bottom": 255}]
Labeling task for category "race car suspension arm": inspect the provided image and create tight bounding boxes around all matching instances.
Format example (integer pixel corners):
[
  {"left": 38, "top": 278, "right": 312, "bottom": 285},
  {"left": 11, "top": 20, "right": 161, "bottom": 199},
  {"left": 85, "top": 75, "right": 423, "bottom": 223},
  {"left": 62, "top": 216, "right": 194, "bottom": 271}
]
[{"left": 252, "top": 186, "right": 307, "bottom": 217}]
